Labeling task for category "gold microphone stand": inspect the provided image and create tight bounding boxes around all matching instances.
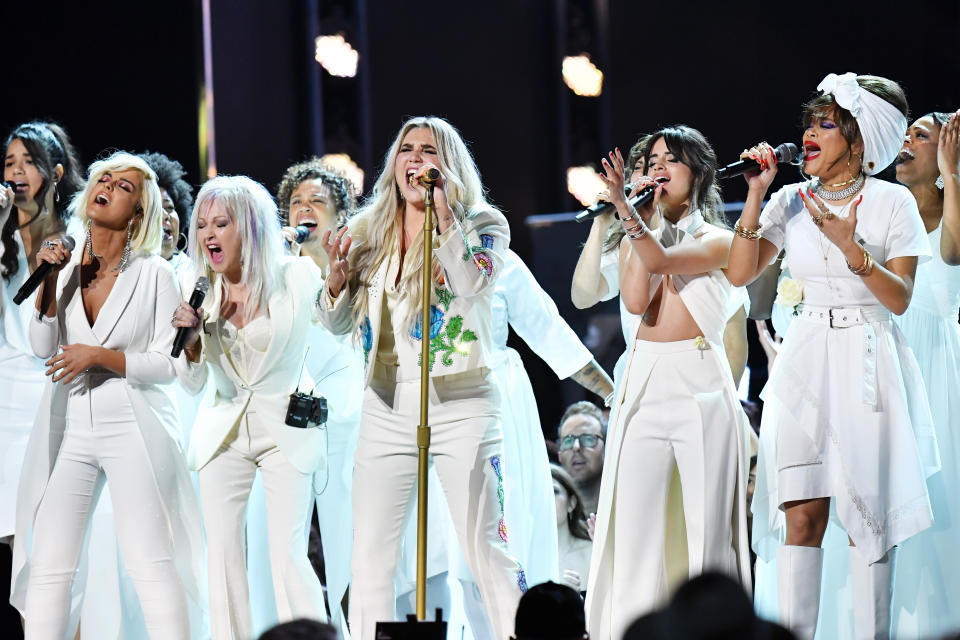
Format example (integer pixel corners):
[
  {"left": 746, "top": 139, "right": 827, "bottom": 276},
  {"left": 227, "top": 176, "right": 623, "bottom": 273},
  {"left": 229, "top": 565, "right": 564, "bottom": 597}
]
[{"left": 416, "top": 168, "right": 440, "bottom": 620}]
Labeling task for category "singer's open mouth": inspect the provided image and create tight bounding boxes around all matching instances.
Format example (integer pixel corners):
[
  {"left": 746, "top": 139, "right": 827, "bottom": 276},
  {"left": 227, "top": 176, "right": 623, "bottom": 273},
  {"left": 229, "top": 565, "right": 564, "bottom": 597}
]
[
  {"left": 94, "top": 192, "right": 110, "bottom": 206},
  {"left": 803, "top": 143, "right": 821, "bottom": 161},
  {"left": 896, "top": 149, "right": 915, "bottom": 165}
]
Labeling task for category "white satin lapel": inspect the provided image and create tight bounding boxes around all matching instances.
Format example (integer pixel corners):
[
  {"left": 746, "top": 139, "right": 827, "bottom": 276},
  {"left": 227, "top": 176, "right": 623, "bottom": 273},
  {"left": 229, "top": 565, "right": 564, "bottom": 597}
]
[{"left": 90, "top": 256, "right": 144, "bottom": 344}]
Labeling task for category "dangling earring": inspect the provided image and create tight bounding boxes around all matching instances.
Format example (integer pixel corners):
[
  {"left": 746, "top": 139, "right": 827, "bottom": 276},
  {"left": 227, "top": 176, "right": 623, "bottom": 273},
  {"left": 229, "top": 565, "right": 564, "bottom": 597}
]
[
  {"left": 85, "top": 222, "right": 103, "bottom": 261},
  {"left": 54, "top": 181, "right": 60, "bottom": 204},
  {"left": 112, "top": 217, "right": 135, "bottom": 273},
  {"left": 936, "top": 175, "right": 945, "bottom": 190}
]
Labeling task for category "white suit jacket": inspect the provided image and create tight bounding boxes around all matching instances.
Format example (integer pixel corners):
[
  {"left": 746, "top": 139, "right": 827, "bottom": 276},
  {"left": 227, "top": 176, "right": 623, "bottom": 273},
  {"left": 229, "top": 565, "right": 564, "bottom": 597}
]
[
  {"left": 12, "top": 251, "right": 205, "bottom": 616},
  {"left": 318, "top": 208, "right": 510, "bottom": 385},
  {"left": 181, "top": 256, "right": 328, "bottom": 474}
]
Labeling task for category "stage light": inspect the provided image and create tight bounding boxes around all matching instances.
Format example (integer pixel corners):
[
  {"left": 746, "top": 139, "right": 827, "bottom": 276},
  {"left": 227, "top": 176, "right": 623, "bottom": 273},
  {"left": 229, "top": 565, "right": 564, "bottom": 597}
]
[
  {"left": 321, "top": 153, "right": 365, "bottom": 194},
  {"left": 315, "top": 34, "right": 359, "bottom": 77},
  {"left": 562, "top": 54, "right": 603, "bottom": 97},
  {"left": 566, "top": 166, "right": 606, "bottom": 207}
]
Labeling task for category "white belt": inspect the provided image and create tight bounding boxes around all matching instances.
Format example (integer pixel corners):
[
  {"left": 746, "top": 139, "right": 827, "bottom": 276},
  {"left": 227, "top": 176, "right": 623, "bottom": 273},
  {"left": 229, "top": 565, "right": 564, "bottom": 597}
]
[
  {"left": 795, "top": 304, "right": 890, "bottom": 328},
  {"left": 796, "top": 304, "right": 889, "bottom": 407}
]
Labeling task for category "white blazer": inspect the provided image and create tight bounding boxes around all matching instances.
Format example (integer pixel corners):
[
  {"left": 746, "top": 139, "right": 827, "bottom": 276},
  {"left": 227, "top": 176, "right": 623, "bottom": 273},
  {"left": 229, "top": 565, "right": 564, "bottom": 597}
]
[
  {"left": 11, "top": 251, "right": 205, "bottom": 615},
  {"left": 180, "top": 256, "right": 328, "bottom": 475},
  {"left": 318, "top": 208, "right": 510, "bottom": 385}
]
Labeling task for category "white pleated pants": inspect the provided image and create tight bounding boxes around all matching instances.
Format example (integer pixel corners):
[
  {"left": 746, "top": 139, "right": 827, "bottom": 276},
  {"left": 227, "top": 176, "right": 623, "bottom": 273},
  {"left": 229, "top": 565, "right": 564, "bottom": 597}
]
[
  {"left": 608, "top": 339, "right": 740, "bottom": 638},
  {"left": 350, "top": 366, "right": 525, "bottom": 640},
  {"left": 24, "top": 377, "right": 189, "bottom": 640},
  {"left": 198, "top": 411, "right": 326, "bottom": 640}
]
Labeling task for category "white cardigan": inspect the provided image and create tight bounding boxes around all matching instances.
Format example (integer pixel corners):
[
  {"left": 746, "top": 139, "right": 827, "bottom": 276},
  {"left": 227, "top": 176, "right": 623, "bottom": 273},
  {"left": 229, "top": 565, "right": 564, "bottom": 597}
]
[
  {"left": 11, "top": 250, "right": 205, "bottom": 616},
  {"left": 180, "top": 256, "right": 329, "bottom": 475}
]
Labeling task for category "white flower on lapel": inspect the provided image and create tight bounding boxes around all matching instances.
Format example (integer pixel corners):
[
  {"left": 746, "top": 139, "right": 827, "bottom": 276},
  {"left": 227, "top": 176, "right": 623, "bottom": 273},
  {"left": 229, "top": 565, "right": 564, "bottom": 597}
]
[{"left": 774, "top": 277, "right": 804, "bottom": 316}]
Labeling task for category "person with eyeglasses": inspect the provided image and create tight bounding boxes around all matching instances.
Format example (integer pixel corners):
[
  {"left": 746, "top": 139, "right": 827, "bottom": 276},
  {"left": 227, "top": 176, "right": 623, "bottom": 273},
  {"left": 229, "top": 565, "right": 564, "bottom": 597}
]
[{"left": 556, "top": 401, "right": 607, "bottom": 516}]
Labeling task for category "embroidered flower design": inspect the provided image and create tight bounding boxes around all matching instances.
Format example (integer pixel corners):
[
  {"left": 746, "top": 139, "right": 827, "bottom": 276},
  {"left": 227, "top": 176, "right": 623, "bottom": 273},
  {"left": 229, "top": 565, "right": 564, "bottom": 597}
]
[
  {"left": 361, "top": 316, "right": 373, "bottom": 363},
  {"left": 479, "top": 234, "right": 494, "bottom": 249},
  {"left": 435, "top": 286, "right": 455, "bottom": 312},
  {"left": 516, "top": 568, "right": 528, "bottom": 593},
  {"left": 774, "top": 277, "right": 804, "bottom": 316},
  {"left": 498, "top": 519, "right": 509, "bottom": 543},
  {"left": 418, "top": 314, "right": 479, "bottom": 370},
  {"left": 410, "top": 305, "right": 445, "bottom": 341},
  {"left": 472, "top": 252, "right": 494, "bottom": 277}
]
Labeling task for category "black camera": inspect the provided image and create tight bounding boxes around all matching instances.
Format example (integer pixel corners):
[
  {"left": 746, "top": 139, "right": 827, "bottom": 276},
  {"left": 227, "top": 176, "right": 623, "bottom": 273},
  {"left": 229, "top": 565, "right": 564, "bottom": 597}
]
[{"left": 285, "top": 391, "right": 328, "bottom": 428}]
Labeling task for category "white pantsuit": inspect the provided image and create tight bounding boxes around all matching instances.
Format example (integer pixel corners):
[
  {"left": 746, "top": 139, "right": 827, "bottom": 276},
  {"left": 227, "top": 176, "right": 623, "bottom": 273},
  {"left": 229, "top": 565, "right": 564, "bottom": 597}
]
[
  {"left": 180, "top": 256, "right": 329, "bottom": 639},
  {"left": 586, "top": 212, "right": 754, "bottom": 640},
  {"left": 318, "top": 208, "right": 525, "bottom": 640},
  {"left": 11, "top": 252, "right": 205, "bottom": 639}
]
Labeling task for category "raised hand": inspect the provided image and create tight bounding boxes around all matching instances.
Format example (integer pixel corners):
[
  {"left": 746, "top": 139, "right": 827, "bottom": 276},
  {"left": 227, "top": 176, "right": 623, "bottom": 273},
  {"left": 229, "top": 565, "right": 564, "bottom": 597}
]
[
  {"left": 322, "top": 225, "right": 352, "bottom": 298},
  {"left": 800, "top": 188, "right": 862, "bottom": 254},
  {"left": 600, "top": 147, "right": 659, "bottom": 223},
  {"left": 938, "top": 110, "right": 960, "bottom": 182}
]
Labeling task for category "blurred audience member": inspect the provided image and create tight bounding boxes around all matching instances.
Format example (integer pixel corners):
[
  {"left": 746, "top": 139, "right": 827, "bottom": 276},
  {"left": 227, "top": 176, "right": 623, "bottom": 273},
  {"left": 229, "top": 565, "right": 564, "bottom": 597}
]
[
  {"left": 556, "top": 401, "right": 606, "bottom": 514},
  {"left": 258, "top": 618, "right": 337, "bottom": 640},
  {"left": 623, "top": 572, "right": 795, "bottom": 640},
  {"left": 552, "top": 465, "right": 593, "bottom": 593},
  {"left": 512, "top": 581, "right": 589, "bottom": 640}
]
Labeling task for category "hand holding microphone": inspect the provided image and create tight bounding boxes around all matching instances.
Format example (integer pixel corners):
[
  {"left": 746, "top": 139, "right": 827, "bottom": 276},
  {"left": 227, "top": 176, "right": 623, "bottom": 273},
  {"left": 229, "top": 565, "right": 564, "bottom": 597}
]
[
  {"left": 14, "top": 236, "right": 76, "bottom": 305},
  {"left": 171, "top": 277, "right": 210, "bottom": 358},
  {"left": 598, "top": 147, "right": 662, "bottom": 226}
]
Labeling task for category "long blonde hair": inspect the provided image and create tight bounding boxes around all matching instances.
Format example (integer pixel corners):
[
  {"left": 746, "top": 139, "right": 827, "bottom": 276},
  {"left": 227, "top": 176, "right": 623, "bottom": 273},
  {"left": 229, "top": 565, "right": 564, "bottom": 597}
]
[
  {"left": 346, "top": 116, "right": 497, "bottom": 335},
  {"left": 189, "top": 175, "right": 284, "bottom": 322}
]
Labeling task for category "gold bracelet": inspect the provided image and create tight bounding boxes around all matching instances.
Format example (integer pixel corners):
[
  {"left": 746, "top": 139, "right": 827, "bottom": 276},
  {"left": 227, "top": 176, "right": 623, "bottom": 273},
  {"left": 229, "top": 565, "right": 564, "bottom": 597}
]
[
  {"left": 734, "top": 220, "right": 763, "bottom": 240},
  {"left": 846, "top": 247, "right": 874, "bottom": 276}
]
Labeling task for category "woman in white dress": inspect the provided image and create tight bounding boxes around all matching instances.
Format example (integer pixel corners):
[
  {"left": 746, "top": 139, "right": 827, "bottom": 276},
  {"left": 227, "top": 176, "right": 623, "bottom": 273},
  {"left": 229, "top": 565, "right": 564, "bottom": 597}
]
[
  {"left": 891, "top": 109, "right": 960, "bottom": 638},
  {"left": 1, "top": 122, "right": 82, "bottom": 548},
  {"left": 171, "top": 175, "right": 329, "bottom": 639},
  {"left": 729, "top": 73, "right": 937, "bottom": 640},
  {"left": 12, "top": 152, "right": 204, "bottom": 639},
  {"left": 585, "top": 125, "right": 754, "bottom": 640}
]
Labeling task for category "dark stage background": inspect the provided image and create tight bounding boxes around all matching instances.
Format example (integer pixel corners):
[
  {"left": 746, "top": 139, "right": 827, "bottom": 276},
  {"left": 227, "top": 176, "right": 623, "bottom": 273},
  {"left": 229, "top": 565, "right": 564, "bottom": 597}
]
[{"left": 2, "top": 0, "right": 957, "bottom": 438}]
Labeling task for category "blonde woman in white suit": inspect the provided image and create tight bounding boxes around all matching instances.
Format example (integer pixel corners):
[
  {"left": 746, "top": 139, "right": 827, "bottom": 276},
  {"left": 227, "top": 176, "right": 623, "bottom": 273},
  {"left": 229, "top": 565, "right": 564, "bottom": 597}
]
[
  {"left": 318, "top": 116, "right": 526, "bottom": 640},
  {"left": 172, "top": 175, "right": 328, "bottom": 639},
  {"left": 12, "top": 152, "right": 204, "bottom": 639}
]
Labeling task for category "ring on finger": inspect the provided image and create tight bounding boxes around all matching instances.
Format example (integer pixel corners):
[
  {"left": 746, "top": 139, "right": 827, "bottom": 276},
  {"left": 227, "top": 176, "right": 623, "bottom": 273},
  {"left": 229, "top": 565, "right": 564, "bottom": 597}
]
[
  {"left": 41, "top": 240, "right": 59, "bottom": 249},
  {"left": 813, "top": 215, "right": 824, "bottom": 227},
  {"left": 822, "top": 212, "right": 835, "bottom": 220}
]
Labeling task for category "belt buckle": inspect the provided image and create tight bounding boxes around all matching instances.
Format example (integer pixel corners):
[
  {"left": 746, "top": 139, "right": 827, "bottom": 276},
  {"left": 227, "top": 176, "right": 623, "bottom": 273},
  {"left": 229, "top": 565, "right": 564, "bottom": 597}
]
[{"left": 828, "top": 308, "right": 835, "bottom": 329}]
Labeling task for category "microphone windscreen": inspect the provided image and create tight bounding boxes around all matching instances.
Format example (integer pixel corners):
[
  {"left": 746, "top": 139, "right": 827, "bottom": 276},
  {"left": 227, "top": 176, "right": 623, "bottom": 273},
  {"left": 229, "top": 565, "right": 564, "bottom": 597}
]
[
  {"left": 61, "top": 236, "right": 77, "bottom": 252},
  {"left": 776, "top": 143, "right": 800, "bottom": 164}
]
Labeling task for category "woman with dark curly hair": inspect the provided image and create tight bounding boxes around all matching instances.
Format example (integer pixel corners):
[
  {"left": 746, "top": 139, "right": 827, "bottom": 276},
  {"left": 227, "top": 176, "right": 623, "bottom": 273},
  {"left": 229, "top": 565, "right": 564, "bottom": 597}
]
[
  {"left": 138, "top": 151, "right": 194, "bottom": 275},
  {"left": 1, "top": 122, "right": 82, "bottom": 548}
]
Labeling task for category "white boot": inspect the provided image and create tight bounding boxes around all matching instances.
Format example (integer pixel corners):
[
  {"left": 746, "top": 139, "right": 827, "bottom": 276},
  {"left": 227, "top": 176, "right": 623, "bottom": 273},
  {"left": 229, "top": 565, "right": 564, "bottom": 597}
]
[
  {"left": 849, "top": 546, "right": 897, "bottom": 640},
  {"left": 777, "top": 545, "right": 823, "bottom": 640}
]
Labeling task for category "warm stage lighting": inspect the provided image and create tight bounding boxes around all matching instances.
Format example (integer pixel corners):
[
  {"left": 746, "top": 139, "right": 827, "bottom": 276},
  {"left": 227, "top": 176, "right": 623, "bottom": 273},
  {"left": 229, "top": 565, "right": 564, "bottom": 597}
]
[
  {"left": 321, "top": 153, "right": 364, "bottom": 194},
  {"left": 562, "top": 54, "right": 603, "bottom": 96},
  {"left": 315, "top": 34, "right": 359, "bottom": 77},
  {"left": 566, "top": 166, "right": 606, "bottom": 207}
]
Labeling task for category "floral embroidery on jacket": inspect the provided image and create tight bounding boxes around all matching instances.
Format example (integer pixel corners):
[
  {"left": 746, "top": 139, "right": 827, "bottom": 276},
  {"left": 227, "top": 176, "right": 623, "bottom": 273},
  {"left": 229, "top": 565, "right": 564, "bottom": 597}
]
[
  {"left": 410, "top": 305, "right": 445, "bottom": 341},
  {"left": 360, "top": 316, "right": 373, "bottom": 364}
]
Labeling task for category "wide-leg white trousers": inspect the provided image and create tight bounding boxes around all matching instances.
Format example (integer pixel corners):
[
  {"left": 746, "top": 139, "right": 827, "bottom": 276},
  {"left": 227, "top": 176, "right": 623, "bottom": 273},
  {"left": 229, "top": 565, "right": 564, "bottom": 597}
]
[
  {"left": 24, "top": 378, "right": 189, "bottom": 640},
  {"left": 605, "top": 339, "right": 740, "bottom": 638},
  {"left": 350, "top": 367, "right": 525, "bottom": 640},
  {"left": 198, "top": 411, "right": 326, "bottom": 640}
]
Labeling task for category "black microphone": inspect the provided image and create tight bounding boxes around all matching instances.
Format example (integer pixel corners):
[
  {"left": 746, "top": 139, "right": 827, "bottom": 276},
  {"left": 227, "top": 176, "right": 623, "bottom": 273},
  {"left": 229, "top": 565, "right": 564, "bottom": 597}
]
[
  {"left": 575, "top": 179, "right": 665, "bottom": 223},
  {"left": 13, "top": 236, "right": 77, "bottom": 305},
  {"left": 293, "top": 225, "right": 311, "bottom": 243},
  {"left": 172, "top": 277, "right": 210, "bottom": 357},
  {"left": 716, "top": 142, "right": 800, "bottom": 179}
]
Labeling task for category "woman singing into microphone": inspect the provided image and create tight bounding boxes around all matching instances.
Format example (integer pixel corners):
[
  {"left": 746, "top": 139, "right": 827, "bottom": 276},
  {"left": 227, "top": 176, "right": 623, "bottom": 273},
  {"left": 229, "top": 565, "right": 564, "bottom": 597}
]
[
  {"left": 172, "top": 175, "right": 328, "bottom": 639},
  {"left": 317, "top": 116, "right": 526, "bottom": 640},
  {"left": 11, "top": 152, "right": 203, "bottom": 639},
  {"left": 585, "top": 125, "right": 753, "bottom": 640},
  {"left": 728, "top": 73, "right": 935, "bottom": 640}
]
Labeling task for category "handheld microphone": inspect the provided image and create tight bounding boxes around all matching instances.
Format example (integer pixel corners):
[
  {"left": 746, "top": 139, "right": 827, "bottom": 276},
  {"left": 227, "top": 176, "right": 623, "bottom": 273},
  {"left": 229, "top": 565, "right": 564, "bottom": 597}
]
[
  {"left": 418, "top": 168, "right": 441, "bottom": 186},
  {"left": 171, "top": 277, "right": 210, "bottom": 357},
  {"left": 293, "top": 225, "right": 311, "bottom": 243},
  {"left": 716, "top": 143, "right": 800, "bottom": 179},
  {"left": 13, "top": 236, "right": 77, "bottom": 305},
  {"left": 575, "top": 178, "right": 666, "bottom": 223}
]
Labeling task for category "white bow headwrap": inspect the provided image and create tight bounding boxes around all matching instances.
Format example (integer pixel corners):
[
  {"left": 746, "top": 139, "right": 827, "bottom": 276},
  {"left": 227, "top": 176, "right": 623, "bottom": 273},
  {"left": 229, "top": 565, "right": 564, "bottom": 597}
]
[{"left": 816, "top": 72, "right": 908, "bottom": 175}]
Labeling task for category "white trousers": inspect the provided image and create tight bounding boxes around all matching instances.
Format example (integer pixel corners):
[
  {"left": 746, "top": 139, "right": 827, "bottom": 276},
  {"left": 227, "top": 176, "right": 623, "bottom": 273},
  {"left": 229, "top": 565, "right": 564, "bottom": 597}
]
[
  {"left": 198, "top": 411, "right": 326, "bottom": 640},
  {"left": 608, "top": 340, "right": 740, "bottom": 637},
  {"left": 350, "top": 367, "right": 525, "bottom": 640},
  {"left": 24, "top": 379, "right": 189, "bottom": 640}
]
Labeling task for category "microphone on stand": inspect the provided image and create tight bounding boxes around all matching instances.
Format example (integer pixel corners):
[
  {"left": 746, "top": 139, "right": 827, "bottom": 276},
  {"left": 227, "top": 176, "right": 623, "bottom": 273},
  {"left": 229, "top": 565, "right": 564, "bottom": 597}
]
[
  {"left": 13, "top": 236, "right": 77, "bottom": 305},
  {"left": 418, "top": 168, "right": 441, "bottom": 186},
  {"left": 171, "top": 277, "right": 210, "bottom": 357},
  {"left": 716, "top": 142, "right": 800, "bottom": 179},
  {"left": 575, "top": 177, "right": 667, "bottom": 222}
]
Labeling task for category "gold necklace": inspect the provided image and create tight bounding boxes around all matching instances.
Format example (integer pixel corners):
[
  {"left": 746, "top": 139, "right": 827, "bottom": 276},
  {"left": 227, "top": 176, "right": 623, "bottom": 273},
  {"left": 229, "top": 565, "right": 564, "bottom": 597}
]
[{"left": 822, "top": 172, "right": 861, "bottom": 188}]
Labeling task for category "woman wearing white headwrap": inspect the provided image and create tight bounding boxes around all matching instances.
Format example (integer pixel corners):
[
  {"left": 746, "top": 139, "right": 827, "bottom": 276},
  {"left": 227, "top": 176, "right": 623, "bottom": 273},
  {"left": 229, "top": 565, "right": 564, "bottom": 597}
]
[{"left": 728, "top": 73, "right": 936, "bottom": 640}]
